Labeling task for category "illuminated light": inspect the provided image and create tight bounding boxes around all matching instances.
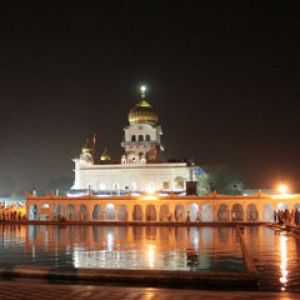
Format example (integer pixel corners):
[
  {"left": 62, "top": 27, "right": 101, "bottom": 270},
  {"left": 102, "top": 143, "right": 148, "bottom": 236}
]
[
  {"left": 147, "top": 244, "right": 156, "bottom": 269},
  {"left": 140, "top": 85, "right": 147, "bottom": 93},
  {"left": 107, "top": 203, "right": 114, "bottom": 209},
  {"left": 67, "top": 193, "right": 87, "bottom": 197},
  {"left": 107, "top": 232, "right": 114, "bottom": 251},
  {"left": 159, "top": 193, "right": 168, "bottom": 197},
  {"left": 278, "top": 184, "right": 288, "bottom": 194},
  {"left": 131, "top": 192, "right": 140, "bottom": 196},
  {"left": 143, "top": 195, "right": 158, "bottom": 201},
  {"left": 279, "top": 235, "right": 288, "bottom": 287},
  {"left": 146, "top": 183, "right": 155, "bottom": 194}
]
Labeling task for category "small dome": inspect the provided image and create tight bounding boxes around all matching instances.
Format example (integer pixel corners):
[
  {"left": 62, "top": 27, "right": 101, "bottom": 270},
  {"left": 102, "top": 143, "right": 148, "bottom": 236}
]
[
  {"left": 100, "top": 148, "right": 111, "bottom": 161},
  {"left": 82, "top": 143, "right": 91, "bottom": 154},
  {"left": 128, "top": 99, "right": 158, "bottom": 125}
]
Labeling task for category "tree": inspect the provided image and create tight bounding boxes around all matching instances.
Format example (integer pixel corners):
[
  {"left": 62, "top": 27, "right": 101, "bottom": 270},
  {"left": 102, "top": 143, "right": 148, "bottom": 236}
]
[
  {"left": 194, "top": 167, "right": 211, "bottom": 195},
  {"left": 46, "top": 177, "right": 73, "bottom": 195},
  {"left": 204, "top": 165, "right": 243, "bottom": 195}
]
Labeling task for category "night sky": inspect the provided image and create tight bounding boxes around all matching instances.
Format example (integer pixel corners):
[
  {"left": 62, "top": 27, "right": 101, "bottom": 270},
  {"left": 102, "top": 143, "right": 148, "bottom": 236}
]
[{"left": 0, "top": 1, "right": 299, "bottom": 192}]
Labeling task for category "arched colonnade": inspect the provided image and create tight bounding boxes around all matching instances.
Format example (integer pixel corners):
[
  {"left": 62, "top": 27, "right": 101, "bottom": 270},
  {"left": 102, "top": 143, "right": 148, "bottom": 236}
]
[{"left": 26, "top": 196, "right": 300, "bottom": 222}]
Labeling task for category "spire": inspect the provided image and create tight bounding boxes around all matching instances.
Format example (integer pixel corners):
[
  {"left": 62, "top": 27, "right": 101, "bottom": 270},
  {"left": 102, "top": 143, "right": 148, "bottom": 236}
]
[{"left": 140, "top": 85, "right": 147, "bottom": 98}]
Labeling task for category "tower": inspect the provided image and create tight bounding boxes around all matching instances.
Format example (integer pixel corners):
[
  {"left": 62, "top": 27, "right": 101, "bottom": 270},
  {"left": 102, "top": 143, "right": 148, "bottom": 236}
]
[{"left": 121, "top": 86, "right": 163, "bottom": 164}]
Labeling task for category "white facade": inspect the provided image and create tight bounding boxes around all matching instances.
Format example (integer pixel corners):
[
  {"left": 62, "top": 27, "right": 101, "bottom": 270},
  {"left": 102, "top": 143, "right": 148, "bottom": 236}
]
[{"left": 72, "top": 161, "right": 192, "bottom": 193}]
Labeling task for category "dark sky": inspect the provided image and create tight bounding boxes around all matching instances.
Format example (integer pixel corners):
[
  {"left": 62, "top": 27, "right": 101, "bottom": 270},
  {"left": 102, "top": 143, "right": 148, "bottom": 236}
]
[{"left": 0, "top": 1, "right": 299, "bottom": 191}]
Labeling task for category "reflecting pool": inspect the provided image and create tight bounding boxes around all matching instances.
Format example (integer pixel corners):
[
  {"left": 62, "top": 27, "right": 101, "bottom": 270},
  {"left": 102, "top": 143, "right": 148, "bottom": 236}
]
[
  {"left": 0, "top": 225, "right": 243, "bottom": 272},
  {"left": 244, "top": 226, "right": 300, "bottom": 291},
  {"left": 0, "top": 225, "right": 300, "bottom": 291}
]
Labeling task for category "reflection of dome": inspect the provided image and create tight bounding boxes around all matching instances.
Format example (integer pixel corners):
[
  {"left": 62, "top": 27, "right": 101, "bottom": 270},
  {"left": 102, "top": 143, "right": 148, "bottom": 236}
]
[
  {"left": 128, "top": 99, "right": 158, "bottom": 125},
  {"left": 100, "top": 148, "right": 111, "bottom": 161}
]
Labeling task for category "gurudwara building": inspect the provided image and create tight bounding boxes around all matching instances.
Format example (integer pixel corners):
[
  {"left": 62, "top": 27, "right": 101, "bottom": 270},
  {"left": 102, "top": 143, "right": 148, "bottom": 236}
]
[
  {"left": 26, "top": 86, "right": 300, "bottom": 223},
  {"left": 70, "top": 86, "right": 199, "bottom": 196}
]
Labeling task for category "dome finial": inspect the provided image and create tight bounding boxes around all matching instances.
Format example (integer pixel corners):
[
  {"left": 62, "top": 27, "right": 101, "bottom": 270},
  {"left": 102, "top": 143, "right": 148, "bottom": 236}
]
[{"left": 140, "top": 85, "right": 147, "bottom": 98}]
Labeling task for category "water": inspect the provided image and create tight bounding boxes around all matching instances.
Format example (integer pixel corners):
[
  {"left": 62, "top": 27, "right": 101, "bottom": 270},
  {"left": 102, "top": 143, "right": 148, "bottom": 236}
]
[
  {"left": 0, "top": 225, "right": 244, "bottom": 272},
  {"left": 244, "top": 226, "right": 300, "bottom": 291},
  {"left": 0, "top": 224, "right": 300, "bottom": 291}
]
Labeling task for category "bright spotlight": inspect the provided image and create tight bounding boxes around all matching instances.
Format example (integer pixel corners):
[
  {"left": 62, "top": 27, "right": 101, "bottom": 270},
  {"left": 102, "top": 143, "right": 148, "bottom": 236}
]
[{"left": 278, "top": 184, "right": 288, "bottom": 194}]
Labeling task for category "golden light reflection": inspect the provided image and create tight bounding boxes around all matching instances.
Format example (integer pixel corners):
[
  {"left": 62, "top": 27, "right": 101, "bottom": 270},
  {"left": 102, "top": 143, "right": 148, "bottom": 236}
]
[
  {"left": 146, "top": 244, "right": 156, "bottom": 269},
  {"left": 279, "top": 235, "right": 288, "bottom": 288},
  {"left": 107, "top": 232, "right": 114, "bottom": 251}
]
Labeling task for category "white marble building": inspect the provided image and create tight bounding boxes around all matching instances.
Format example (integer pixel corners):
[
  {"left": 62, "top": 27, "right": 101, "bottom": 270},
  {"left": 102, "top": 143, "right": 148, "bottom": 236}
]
[{"left": 71, "top": 86, "right": 197, "bottom": 195}]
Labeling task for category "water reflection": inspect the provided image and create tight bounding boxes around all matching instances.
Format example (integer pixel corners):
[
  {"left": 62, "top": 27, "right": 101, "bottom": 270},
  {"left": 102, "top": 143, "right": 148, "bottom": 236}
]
[
  {"left": 279, "top": 235, "right": 288, "bottom": 289},
  {"left": 0, "top": 224, "right": 244, "bottom": 273},
  {"left": 244, "top": 226, "right": 300, "bottom": 291},
  {"left": 146, "top": 244, "right": 156, "bottom": 269}
]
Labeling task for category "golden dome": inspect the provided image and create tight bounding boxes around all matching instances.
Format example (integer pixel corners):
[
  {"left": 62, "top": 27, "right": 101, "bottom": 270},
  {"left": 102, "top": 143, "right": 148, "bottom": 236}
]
[
  {"left": 82, "top": 144, "right": 91, "bottom": 154},
  {"left": 100, "top": 147, "right": 111, "bottom": 161},
  {"left": 128, "top": 98, "right": 158, "bottom": 125}
]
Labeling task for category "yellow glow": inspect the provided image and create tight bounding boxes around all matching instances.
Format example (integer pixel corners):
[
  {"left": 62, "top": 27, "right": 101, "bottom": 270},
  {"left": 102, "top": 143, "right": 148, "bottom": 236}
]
[
  {"left": 146, "top": 184, "right": 155, "bottom": 194},
  {"left": 279, "top": 235, "right": 288, "bottom": 286},
  {"left": 278, "top": 184, "right": 288, "bottom": 194},
  {"left": 143, "top": 195, "right": 158, "bottom": 201}
]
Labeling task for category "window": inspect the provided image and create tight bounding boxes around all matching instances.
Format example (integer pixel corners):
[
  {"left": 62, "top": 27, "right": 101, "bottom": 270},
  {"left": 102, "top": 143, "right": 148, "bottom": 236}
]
[
  {"left": 145, "top": 135, "right": 150, "bottom": 141},
  {"left": 163, "top": 181, "right": 170, "bottom": 190},
  {"left": 138, "top": 135, "right": 144, "bottom": 141},
  {"left": 131, "top": 135, "right": 136, "bottom": 142},
  {"left": 99, "top": 183, "right": 106, "bottom": 190}
]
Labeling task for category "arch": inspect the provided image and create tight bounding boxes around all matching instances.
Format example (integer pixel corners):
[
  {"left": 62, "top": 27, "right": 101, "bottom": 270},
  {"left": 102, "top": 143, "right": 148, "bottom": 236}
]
[
  {"left": 201, "top": 203, "right": 213, "bottom": 222},
  {"left": 66, "top": 204, "right": 76, "bottom": 221},
  {"left": 138, "top": 135, "right": 144, "bottom": 141},
  {"left": 246, "top": 204, "right": 259, "bottom": 222},
  {"left": 263, "top": 204, "right": 273, "bottom": 221},
  {"left": 175, "top": 204, "right": 185, "bottom": 222},
  {"left": 145, "top": 204, "right": 157, "bottom": 221},
  {"left": 29, "top": 204, "right": 38, "bottom": 220},
  {"left": 79, "top": 204, "right": 89, "bottom": 221},
  {"left": 277, "top": 202, "right": 288, "bottom": 211},
  {"left": 159, "top": 204, "right": 170, "bottom": 221},
  {"left": 105, "top": 203, "right": 116, "bottom": 220},
  {"left": 53, "top": 204, "right": 64, "bottom": 221},
  {"left": 189, "top": 203, "right": 199, "bottom": 222},
  {"left": 231, "top": 203, "right": 244, "bottom": 221},
  {"left": 294, "top": 203, "right": 300, "bottom": 211},
  {"left": 131, "top": 135, "right": 136, "bottom": 142},
  {"left": 145, "top": 135, "right": 150, "bottom": 141},
  {"left": 92, "top": 204, "right": 101, "bottom": 220},
  {"left": 39, "top": 203, "right": 50, "bottom": 220},
  {"left": 133, "top": 204, "right": 143, "bottom": 221},
  {"left": 118, "top": 204, "right": 128, "bottom": 221},
  {"left": 217, "top": 204, "right": 229, "bottom": 221}
]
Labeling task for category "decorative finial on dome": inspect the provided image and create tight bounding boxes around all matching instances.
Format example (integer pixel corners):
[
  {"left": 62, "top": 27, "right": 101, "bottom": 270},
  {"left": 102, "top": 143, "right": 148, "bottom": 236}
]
[{"left": 140, "top": 85, "right": 147, "bottom": 98}]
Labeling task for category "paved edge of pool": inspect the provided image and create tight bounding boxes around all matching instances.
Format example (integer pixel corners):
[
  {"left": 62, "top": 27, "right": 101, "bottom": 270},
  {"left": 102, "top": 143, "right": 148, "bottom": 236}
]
[{"left": 0, "top": 266, "right": 259, "bottom": 289}]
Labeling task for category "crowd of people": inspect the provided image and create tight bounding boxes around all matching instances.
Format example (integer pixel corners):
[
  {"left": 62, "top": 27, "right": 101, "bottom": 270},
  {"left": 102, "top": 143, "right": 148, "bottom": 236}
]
[
  {"left": 0, "top": 202, "right": 26, "bottom": 221},
  {"left": 274, "top": 209, "right": 300, "bottom": 226}
]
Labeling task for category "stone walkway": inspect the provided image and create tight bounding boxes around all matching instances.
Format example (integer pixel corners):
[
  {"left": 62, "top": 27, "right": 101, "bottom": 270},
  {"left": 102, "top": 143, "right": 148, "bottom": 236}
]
[{"left": 0, "top": 280, "right": 298, "bottom": 300}]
